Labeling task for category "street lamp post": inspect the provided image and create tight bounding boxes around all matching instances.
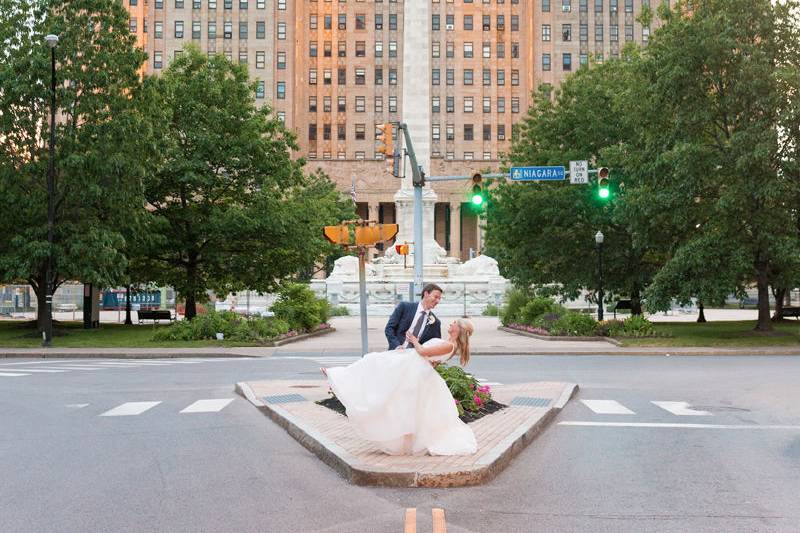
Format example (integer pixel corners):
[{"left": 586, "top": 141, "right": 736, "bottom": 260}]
[
  {"left": 43, "top": 34, "right": 58, "bottom": 346},
  {"left": 595, "top": 230, "right": 604, "bottom": 322}
]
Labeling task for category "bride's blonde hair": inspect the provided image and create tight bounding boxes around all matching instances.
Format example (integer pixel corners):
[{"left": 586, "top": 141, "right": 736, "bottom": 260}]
[{"left": 453, "top": 318, "right": 474, "bottom": 366}]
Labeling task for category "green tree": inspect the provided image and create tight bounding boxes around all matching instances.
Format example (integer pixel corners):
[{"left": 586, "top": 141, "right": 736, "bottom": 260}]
[
  {"left": 639, "top": 0, "right": 800, "bottom": 330},
  {"left": 0, "top": 0, "right": 149, "bottom": 332},
  {"left": 486, "top": 55, "right": 664, "bottom": 314},
  {"left": 140, "top": 47, "right": 352, "bottom": 319}
]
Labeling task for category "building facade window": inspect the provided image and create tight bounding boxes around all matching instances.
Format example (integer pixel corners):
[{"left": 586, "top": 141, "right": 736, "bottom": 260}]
[
  {"left": 542, "top": 24, "right": 551, "bottom": 42},
  {"left": 277, "top": 22, "right": 286, "bottom": 40},
  {"left": 153, "top": 51, "right": 163, "bottom": 69},
  {"left": 277, "top": 81, "right": 285, "bottom": 99},
  {"left": 277, "top": 51, "right": 286, "bottom": 69}
]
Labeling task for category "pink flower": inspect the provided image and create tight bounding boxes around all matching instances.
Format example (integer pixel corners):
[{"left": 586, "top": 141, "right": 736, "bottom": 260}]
[
  {"left": 477, "top": 386, "right": 490, "bottom": 393},
  {"left": 473, "top": 395, "right": 482, "bottom": 406},
  {"left": 469, "top": 383, "right": 475, "bottom": 389},
  {"left": 454, "top": 399, "right": 460, "bottom": 404}
]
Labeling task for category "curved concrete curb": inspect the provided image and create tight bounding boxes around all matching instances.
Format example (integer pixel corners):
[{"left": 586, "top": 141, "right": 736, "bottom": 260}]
[
  {"left": 498, "top": 326, "right": 621, "bottom": 346},
  {"left": 236, "top": 380, "right": 578, "bottom": 487},
  {"left": 271, "top": 326, "right": 335, "bottom": 346}
]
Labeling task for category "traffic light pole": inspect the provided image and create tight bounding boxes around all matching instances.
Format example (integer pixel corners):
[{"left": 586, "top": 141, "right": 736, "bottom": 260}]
[
  {"left": 398, "top": 124, "right": 425, "bottom": 301},
  {"left": 357, "top": 246, "right": 369, "bottom": 355}
]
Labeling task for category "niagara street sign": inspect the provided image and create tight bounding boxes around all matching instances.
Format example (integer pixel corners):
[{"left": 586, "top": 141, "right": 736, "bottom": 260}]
[{"left": 510, "top": 166, "right": 566, "bottom": 181}]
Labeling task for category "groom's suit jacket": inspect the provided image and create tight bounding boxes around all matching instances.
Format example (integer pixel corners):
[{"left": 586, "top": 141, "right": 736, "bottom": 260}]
[{"left": 385, "top": 301, "right": 442, "bottom": 350}]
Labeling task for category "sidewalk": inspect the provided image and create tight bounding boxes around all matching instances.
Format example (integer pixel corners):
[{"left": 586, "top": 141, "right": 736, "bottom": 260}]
[{"left": 2, "top": 312, "right": 799, "bottom": 357}]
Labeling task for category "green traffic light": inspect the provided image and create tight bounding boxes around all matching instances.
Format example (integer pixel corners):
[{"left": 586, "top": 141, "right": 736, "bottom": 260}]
[
  {"left": 598, "top": 188, "right": 610, "bottom": 199},
  {"left": 471, "top": 194, "right": 484, "bottom": 206}
]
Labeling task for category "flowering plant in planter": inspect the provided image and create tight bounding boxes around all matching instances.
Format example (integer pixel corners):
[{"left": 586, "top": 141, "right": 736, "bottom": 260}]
[{"left": 435, "top": 364, "right": 493, "bottom": 417}]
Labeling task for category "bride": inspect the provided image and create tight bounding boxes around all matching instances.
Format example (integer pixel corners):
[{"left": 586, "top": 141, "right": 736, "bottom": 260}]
[{"left": 322, "top": 318, "right": 478, "bottom": 456}]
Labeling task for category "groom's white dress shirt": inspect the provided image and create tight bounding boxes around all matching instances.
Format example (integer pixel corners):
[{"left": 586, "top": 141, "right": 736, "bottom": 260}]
[{"left": 404, "top": 301, "right": 429, "bottom": 348}]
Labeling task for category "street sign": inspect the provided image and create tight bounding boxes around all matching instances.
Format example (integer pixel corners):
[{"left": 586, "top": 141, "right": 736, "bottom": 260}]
[
  {"left": 510, "top": 166, "right": 565, "bottom": 181},
  {"left": 569, "top": 160, "right": 589, "bottom": 184}
]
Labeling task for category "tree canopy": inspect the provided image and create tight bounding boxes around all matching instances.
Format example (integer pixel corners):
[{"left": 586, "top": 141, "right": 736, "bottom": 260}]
[
  {"left": 486, "top": 0, "right": 800, "bottom": 329},
  {"left": 0, "top": 0, "right": 150, "bottom": 329},
  {"left": 139, "top": 47, "right": 353, "bottom": 319}
]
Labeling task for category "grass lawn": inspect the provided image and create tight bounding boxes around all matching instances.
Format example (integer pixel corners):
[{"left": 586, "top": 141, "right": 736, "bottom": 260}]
[
  {"left": 0, "top": 320, "right": 260, "bottom": 348},
  {"left": 618, "top": 320, "right": 800, "bottom": 347}
]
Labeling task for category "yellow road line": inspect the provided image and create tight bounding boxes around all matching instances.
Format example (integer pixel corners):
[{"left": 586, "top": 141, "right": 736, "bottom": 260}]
[
  {"left": 432, "top": 508, "right": 447, "bottom": 533},
  {"left": 404, "top": 508, "right": 416, "bottom": 533}
]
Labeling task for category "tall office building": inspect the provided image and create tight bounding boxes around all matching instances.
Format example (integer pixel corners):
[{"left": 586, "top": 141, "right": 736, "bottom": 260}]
[{"left": 127, "top": 0, "right": 666, "bottom": 260}]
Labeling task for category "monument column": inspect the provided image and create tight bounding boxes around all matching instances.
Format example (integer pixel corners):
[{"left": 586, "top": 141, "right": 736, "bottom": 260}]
[
  {"left": 391, "top": 0, "right": 447, "bottom": 264},
  {"left": 449, "top": 202, "right": 461, "bottom": 260}
]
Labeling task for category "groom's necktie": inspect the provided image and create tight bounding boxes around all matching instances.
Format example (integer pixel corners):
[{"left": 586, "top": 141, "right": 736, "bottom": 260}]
[{"left": 411, "top": 311, "right": 427, "bottom": 339}]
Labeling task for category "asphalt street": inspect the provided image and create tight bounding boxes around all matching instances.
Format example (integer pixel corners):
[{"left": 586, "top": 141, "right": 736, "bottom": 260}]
[{"left": 1, "top": 354, "right": 798, "bottom": 533}]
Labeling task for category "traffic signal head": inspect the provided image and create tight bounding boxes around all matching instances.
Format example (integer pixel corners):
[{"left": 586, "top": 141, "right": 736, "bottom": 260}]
[
  {"left": 376, "top": 122, "right": 393, "bottom": 156},
  {"left": 597, "top": 167, "right": 610, "bottom": 200},
  {"left": 470, "top": 173, "right": 484, "bottom": 206},
  {"left": 394, "top": 243, "right": 410, "bottom": 255}
]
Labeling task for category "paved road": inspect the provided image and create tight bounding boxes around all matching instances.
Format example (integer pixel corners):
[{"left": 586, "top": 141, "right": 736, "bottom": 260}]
[{"left": 1, "top": 355, "right": 798, "bottom": 532}]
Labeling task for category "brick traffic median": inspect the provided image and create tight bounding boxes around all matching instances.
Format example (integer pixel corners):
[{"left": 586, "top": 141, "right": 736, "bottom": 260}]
[{"left": 236, "top": 378, "right": 578, "bottom": 487}]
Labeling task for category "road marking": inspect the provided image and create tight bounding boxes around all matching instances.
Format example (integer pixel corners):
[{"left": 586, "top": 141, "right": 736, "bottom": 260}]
[
  {"left": 559, "top": 421, "right": 800, "bottom": 430},
  {"left": 0, "top": 371, "right": 31, "bottom": 377},
  {"left": 580, "top": 399, "right": 635, "bottom": 415},
  {"left": 65, "top": 403, "right": 90, "bottom": 409},
  {"left": 44, "top": 366, "right": 108, "bottom": 370},
  {"left": 3, "top": 368, "right": 67, "bottom": 373},
  {"left": 432, "top": 508, "right": 447, "bottom": 533},
  {"left": 180, "top": 399, "right": 234, "bottom": 413},
  {"left": 100, "top": 401, "right": 161, "bottom": 417},
  {"left": 404, "top": 508, "right": 416, "bottom": 533},
  {"left": 652, "top": 401, "right": 712, "bottom": 416}
]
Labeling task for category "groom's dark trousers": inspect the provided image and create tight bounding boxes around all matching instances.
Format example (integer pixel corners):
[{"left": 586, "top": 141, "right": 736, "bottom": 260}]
[{"left": 385, "top": 301, "right": 442, "bottom": 350}]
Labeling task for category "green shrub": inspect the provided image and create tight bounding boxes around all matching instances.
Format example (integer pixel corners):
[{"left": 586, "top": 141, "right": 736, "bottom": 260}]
[
  {"left": 595, "top": 319, "right": 625, "bottom": 337},
  {"left": 520, "top": 297, "right": 565, "bottom": 326},
  {"left": 435, "top": 365, "right": 493, "bottom": 418},
  {"left": 328, "top": 305, "right": 350, "bottom": 316},
  {"left": 152, "top": 311, "right": 290, "bottom": 342},
  {"left": 271, "top": 283, "right": 329, "bottom": 332},
  {"left": 534, "top": 311, "right": 565, "bottom": 330},
  {"left": 500, "top": 287, "right": 531, "bottom": 326},
  {"left": 482, "top": 303, "right": 499, "bottom": 316},
  {"left": 621, "top": 314, "right": 656, "bottom": 336},
  {"left": 550, "top": 312, "right": 598, "bottom": 336}
]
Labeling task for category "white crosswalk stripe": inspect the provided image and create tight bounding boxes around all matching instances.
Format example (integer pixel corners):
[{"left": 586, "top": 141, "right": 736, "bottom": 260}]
[
  {"left": 581, "top": 399, "right": 636, "bottom": 415},
  {"left": 180, "top": 399, "right": 235, "bottom": 413},
  {"left": 2, "top": 368, "right": 67, "bottom": 373},
  {"left": 100, "top": 401, "right": 161, "bottom": 417},
  {"left": 651, "top": 401, "right": 712, "bottom": 416},
  {"left": 0, "top": 357, "right": 246, "bottom": 377}
]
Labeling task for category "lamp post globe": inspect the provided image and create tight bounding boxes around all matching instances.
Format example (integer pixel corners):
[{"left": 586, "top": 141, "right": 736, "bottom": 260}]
[
  {"left": 45, "top": 34, "right": 59, "bottom": 47},
  {"left": 595, "top": 230, "right": 604, "bottom": 245}
]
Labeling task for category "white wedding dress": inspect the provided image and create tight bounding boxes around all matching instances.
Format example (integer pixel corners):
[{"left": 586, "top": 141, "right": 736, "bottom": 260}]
[{"left": 325, "top": 338, "right": 478, "bottom": 456}]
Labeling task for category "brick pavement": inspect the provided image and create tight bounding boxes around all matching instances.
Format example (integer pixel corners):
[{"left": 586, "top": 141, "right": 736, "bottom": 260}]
[{"left": 236, "top": 378, "right": 577, "bottom": 487}]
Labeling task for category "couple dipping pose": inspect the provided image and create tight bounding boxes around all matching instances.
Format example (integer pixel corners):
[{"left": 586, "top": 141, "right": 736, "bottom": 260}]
[{"left": 322, "top": 283, "right": 478, "bottom": 456}]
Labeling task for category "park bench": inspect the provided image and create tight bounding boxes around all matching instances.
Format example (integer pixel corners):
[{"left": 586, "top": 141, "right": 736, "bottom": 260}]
[
  {"left": 612, "top": 299, "right": 632, "bottom": 319},
  {"left": 137, "top": 309, "right": 174, "bottom": 324},
  {"left": 780, "top": 307, "right": 800, "bottom": 320}
]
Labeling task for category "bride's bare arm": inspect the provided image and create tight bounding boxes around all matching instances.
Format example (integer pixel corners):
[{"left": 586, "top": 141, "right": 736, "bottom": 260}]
[{"left": 406, "top": 333, "right": 454, "bottom": 358}]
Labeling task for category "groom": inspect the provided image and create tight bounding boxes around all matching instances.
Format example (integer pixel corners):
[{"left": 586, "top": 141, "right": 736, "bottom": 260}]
[{"left": 385, "top": 283, "right": 443, "bottom": 350}]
